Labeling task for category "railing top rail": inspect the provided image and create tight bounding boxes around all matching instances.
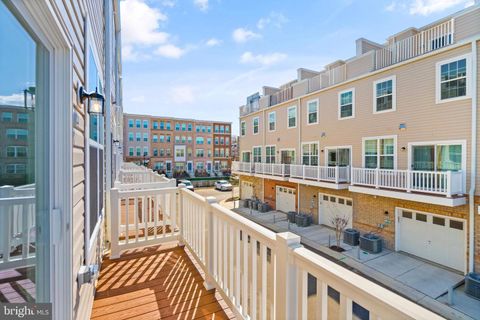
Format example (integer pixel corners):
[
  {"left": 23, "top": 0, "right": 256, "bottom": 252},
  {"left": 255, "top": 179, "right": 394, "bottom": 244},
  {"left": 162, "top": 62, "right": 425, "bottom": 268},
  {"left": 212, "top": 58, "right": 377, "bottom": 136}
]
[
  {"left": 293, "top": 247, "right": 443, "bottom": 320},
  {"left": 181, "top": 187, "right": 207, "bottom": 202},
  {"left": 211, "top": 202, "right": 277, "bottom": 247},
  {"left": 114, "top": 186, "right": 178, "bottom": 197},
  {"left": 0, "top": 196, "right": 35, "bottom": 204}
]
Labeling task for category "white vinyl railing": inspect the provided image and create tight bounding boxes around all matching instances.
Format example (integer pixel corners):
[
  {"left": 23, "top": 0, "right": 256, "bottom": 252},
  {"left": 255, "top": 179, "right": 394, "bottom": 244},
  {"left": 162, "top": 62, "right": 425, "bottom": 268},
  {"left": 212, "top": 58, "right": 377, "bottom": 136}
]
[
  {"left": 290, "top": 165, "right": 350, "bottom": 183},
  {"left": 375, "top": 19, "right": 454, "bottom": 69},
  {"left": 351, "top": 167, "right": 464, "bottom": 197},
  {"left": 232, "top": 161, "right": 254, "bottom": 174},
  {"left": 0, "top": 185, "right": 36, "bottom": 270},
  {"left": 109, "top": 180, "right": 443, "bottom": 319},
  {"left": 254, "top": 163, "right": 290, "bottom": 177},
  {"left": 117, "top": 169, "right": 171, "bottom": 185}
]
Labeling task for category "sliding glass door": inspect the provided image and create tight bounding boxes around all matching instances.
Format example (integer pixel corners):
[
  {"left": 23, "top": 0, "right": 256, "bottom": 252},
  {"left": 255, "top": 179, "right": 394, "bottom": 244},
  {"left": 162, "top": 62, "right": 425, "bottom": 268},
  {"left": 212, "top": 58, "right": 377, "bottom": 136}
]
[
  {"left": 411, "top": 144, "right": 462, "bottom": 171},
  {"left": 327, "top": 148, "right": 350, "bottom": 167},
  {"left": 0, "top": 1, "right": 50, "bottom": 303}
]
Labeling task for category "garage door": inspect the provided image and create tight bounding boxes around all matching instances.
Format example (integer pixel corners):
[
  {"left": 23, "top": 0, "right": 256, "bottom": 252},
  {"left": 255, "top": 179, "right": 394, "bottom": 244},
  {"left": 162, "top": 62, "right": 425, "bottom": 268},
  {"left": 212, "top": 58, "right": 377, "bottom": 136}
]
[
  {"left": 241, "top": 181, "right": 254, "bottom": 200},
  {"left": 318, "top": 194, "right": 353, "bottom": 229},
  {"left": 276, "top": 186, "right": 296, "bottom": 213},
  {"left": 397, "top": 209, "right": 465, "bottom": 272}
]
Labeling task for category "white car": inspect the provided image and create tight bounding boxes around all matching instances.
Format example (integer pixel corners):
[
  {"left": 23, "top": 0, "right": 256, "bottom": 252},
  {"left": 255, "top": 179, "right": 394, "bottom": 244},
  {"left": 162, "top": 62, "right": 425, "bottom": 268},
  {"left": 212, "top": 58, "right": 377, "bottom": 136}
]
[{"left": 215, "top": 180, "right": 232, "bottom": 191}]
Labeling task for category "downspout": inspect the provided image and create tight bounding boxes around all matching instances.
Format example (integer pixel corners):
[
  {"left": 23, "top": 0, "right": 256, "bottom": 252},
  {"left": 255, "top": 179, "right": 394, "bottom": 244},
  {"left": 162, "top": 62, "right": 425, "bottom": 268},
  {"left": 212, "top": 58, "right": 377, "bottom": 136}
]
[
  {"left": 469, "top": 40, "right": 477, "bottom": 273},
  {"left": 297, "top": 97, "right": 301, "bottom": 211},
  {"left": 262, "top": 108, "right": 266, "bottom": 202}
]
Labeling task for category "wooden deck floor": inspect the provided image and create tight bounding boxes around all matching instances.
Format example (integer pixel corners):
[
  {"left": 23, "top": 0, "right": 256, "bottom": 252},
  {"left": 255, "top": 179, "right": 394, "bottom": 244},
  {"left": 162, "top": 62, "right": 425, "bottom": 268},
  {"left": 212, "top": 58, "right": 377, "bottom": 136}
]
[{"left": 91, "top": 242, "right": 235, "bottom": 320}]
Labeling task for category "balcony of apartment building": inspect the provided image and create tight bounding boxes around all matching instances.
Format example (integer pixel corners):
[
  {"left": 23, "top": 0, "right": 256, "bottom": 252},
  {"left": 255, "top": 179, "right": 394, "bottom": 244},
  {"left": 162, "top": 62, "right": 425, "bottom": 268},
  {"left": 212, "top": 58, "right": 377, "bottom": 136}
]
[{"left": 87, "top": 162, "right": 443, "bottom": 320}]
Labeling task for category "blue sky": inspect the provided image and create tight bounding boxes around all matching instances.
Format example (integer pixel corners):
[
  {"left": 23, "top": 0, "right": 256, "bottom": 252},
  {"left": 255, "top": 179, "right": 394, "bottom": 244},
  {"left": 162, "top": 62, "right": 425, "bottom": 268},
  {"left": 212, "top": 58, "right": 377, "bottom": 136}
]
[{"left": 120, "top": 0, "right": 476, "bottom": 134}]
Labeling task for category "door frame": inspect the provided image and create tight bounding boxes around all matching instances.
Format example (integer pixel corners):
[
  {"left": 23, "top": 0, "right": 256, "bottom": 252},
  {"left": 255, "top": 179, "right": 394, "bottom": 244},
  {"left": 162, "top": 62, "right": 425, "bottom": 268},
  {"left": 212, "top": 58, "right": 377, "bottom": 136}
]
[
  {"left": 394, "top": 207, "right": 467, "bottom": 274},
  {"left": 324, "top": 145, "right": 352, "bottom": 167},
  {"left": 7, "top": 1, "right": 73, "bottom": 318}
]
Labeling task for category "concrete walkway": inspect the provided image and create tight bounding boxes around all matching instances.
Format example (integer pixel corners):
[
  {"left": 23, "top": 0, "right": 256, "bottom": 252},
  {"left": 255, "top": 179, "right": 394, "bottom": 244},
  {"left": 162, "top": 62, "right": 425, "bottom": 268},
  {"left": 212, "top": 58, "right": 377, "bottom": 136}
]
[{"left": 227, "top": 205, "right": 476, "bottom": 320}]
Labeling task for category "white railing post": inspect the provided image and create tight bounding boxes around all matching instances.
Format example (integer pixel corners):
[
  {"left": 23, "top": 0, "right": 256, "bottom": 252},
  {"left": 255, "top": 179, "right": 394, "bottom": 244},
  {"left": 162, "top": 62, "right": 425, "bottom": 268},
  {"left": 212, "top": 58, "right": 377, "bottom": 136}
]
[
  {"left": 446, "top": 171, "right": 452, "bottom": 198},
  {"left": 302, "top": 165, "right": 306, "bottom": 180},
  {"left": 204, "top": 196, "right": 217, "bottom": 290},
  {"left": 110, "top": 188, "right": 120, "bottom": 259},
  {"left": 335, "top": 166, "right": 339, "bottom": 184},
  {"left": 275, "top": 232, "right": 302, "bottom": 320},
  {"left": 178, "top": 184, "right": 186, "bottom": 245},
  {"left": 375, "top": 168, "right": 380, "bottom": 189},
  {"left": 406, "top": 170, "right": 412, "bottom": 193},
  {"left": 346, "top": 165, "right": 351, "bottom": 182}
]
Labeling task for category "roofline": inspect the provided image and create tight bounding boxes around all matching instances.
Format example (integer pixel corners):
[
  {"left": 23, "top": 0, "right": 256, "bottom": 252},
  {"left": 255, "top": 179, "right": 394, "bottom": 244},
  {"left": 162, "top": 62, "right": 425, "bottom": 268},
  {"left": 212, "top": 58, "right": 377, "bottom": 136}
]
[{"left": 123, "top": 113, "right": 232, "bottom": 124}]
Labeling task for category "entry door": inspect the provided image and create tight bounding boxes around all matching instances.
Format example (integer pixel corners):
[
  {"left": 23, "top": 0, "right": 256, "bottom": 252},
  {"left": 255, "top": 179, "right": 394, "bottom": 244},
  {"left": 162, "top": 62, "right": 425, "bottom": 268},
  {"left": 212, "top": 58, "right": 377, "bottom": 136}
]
[
  {"left": 275, "top": 186, "right": 296, "bottom": 212},
  {"left": 397, "top": 209, "right": 465, "bottom": 272},
  {"left": 281, "top": 150, "right": 295, "bottom": 164},
  {"left": 318, "top": 194, "right": 353, "bottom": 228}
]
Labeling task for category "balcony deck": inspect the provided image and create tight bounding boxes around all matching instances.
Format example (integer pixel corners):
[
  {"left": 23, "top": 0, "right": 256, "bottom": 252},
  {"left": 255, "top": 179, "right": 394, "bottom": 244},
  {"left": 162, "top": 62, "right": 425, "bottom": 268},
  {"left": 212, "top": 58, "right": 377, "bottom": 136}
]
[{"left": 91, "top": 242, "right": 235, "bottom": 320}]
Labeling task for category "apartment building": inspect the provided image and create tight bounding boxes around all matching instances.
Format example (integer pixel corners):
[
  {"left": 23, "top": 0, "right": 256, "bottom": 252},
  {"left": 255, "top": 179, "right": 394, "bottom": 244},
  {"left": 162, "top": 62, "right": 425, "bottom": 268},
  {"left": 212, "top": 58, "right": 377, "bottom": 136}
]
[
  {"left": 234, "top": 5, "right": 480, "bottom": 275},
  {"left": 123, "top": 113, "right": 232, "bottom": 176},
  {"left": 0, "top": 1, "right": 123, "bottom": 319}
]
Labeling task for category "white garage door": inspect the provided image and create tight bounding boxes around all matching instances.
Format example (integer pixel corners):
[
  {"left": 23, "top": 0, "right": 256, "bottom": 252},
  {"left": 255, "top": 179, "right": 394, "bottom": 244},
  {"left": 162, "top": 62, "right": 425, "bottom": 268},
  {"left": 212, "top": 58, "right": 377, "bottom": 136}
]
[
  {"left": 318, "top": 194, "right": 353, "bottom": 229},
  {"left": 397, "top": 209, "right": 465, "bottom": 272},
  {"left": 276, "top": 186, "right": 296, "bottom": 213},
  {"left": 241, "top": 181, "right": 254, "bottom": 200}
]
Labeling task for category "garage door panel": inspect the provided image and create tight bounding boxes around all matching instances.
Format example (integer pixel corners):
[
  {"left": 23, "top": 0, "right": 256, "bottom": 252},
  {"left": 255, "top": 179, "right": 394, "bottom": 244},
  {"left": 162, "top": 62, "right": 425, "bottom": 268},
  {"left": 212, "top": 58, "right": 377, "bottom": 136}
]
[
  {"left": 319, "top": 194, "right": 352, "bottom": 229},
  {"left": 241, "top": 181, "right": 253, "bottom": 200},
  {"left": 276, "top": 186, "right": 295, "bottom": 213},
  {"left": 398, "top": 209, "right": 465, "bottom": 272}
]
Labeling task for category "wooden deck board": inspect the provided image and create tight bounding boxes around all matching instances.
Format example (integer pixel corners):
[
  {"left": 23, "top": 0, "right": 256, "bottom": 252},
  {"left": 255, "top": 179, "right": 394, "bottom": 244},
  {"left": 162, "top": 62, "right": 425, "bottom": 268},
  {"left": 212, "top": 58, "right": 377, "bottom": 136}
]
[{"left": 92, "top": 243, "right": 234, "bottom": 319}]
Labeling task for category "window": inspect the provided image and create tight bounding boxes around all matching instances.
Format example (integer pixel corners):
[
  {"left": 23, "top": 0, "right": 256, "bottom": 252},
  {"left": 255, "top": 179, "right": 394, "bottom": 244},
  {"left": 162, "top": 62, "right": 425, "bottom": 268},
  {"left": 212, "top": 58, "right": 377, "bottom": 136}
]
[
  {"left": 207, "top": 126, "right": 212, "bottom": 133},
  {"left": 160, "top": 121, "right": 165, "bottom": 130},
  {"left": 242, "top": 151, "right": 251, "bottom": 162},
  {"left": 128, "top": 132, "right": 133, "bottom": 141},
  {"left": 17, "top": 113, "right": 28, "bottom": 123},
  {"left": 207, "top": 138, "right": 211, "bottom": 145},
  {"left": 220, "top": 125, "right": 224, "bottom": 133},
  {"left": 175, "top": 136, "right": 180, "bottom": 143},
  {"left": 214, "top": 137, "right": 219, "bottom": 145},
  {"left": 437, "top": 55, "right": 469, "bottom": 102},
  {"left": 166, "top": 148, "right": 171, "bottom": 156},
  {"left": 268, "top": 112, "right": 276, "bottom": 131},
  {"left": 136, "top": 147, "right": 141, "bottom": 156},
  {"left": 196, "top": 149, "right": 204, "bottom": 157},
  {"left": 196, "top": 126, "right": 200, "bottom": 132},
  {"left": 188, "top": 123, "right": 192, "bottom": 131},
  {"left": 6, "top": 164, "right": 26, "bottom": 174},
  {"left": 373, "top": 76, "right": 395, "bottom": 113},
  {"left": 166, "top": 135, "right": 171, "bottom": 142},
  {"left": 166, "top": 122, "right": 171, "bottom": 130},
  {"left": 253, "top": 147, "right": 262, "bottom": 163},
  {"left": 266, "top": 146, "right": 276, "bottom": 163},
  {"left": 214, "top": 125, "right": 219, "bottom": 133},
  {"left": 7, "top": 146, "right": 27, "bottom": 157},
  {"left": 207, "top": 149, "right": 212, "bottom": 157},
  {"left": 143, "top": 147, "right": 148, "bottom": 156},
  {"left": 182, "top": 123, "right": 186, "bottom": 131},
  {"left": 128, "top": 119, "right": 134, "bottom": 128},
  {"left": 7, "top": 128, "right": 28, "bottom": 140},
  {"left": 160, "top": 149, "right": 165, "bottom": 156},
  {"left": 288, "top": 106, "right": 297, "bottom": 128},
  {"left": 160, "top": 135, "right": 165, "bottom": 142},
  {"left": 226, "top": 137, "right": 230, "bottom": 145},
  {"left": 302, "top": 142, "right": 318, "bottom": 166},
  {"left": 129, "top": 147, "right": 134, "bottom": 156},
  {"left": 196, "top": 162, "right": 204, "bottom": 170},
  {"left": 364, "top": 137, "right": 395, "bottom": 169},
  {"left": 175, "top": 123, "right": 180, "bottom": 131},
  {"left": 196, "top": 137, "right": 204, "bottom": 144},
  {"left": 181, "top": 136, "right": 186, "bottom": 143},
  {"left": 220, "top": 137, "right": 224, "bottom": 145},
  {"left": 176, "top": 147, "right": 185, "bottom": 158},
  {"left": 135, "top": 119, "right": 141, "bottom": 128},
  {"left": 153, "top": 135, "right": 158, "bottom": 143},
  {"left": 281, "top": 150, "right": 295, "bottom": 164},
  {"left": 136, "top": 132, "right": 141, "bottom": 141},
  {"left": 143, "top": 133, "right": 148, "bottom": 142},
  {"left": 253, "top": 117, "right": 259, "bottom": 134},
  {"left": 338, "top": 89, "right": 355, "bottom": 119},
  {"left": 411, "top": 143, "right": 463, "bottom": 172},
  {"left": 153, "top": 121, "right": 158, "bottom": 129},
  {"left": 143, "top": 120, "right": 148, "bottom": 128},
  {"left": 153, "top": 148, "right": 158, "bottom": 156},
  {"left": 327, "top": 148, "right": 350, "bottom": 167},
  {"left": 226, "top": 126, "right": 230, "bottom": 133},
  {"left": 202, "top": 126, "right": 206, "bottom": 133},
  {"left": 307, "top": 100, "right": 318, "bottom": 124},
  {"left": 241, "top": 121, "right": 246, "bottom": 136},
  {"left": 188, "top": 136, "right": 192, "bottom": 143}
]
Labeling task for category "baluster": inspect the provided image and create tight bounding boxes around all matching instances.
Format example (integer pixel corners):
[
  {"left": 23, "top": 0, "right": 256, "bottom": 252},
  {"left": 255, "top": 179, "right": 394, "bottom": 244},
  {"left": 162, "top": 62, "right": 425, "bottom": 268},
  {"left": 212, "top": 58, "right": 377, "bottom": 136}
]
[
  {"left": 261, "top": 243, "right": 267, "bottom": 320},
  {"left": 251, "top": 237, "right": 258, "bottom": 320},
  {"left": 125, "top": 196, "right": 130, "bottom": 244},
  {"left": 134, "top": 197, "right": 138, "bottom": 242},
  {"left": 242, "top": 232, "right": 249, "bottom": 317}
]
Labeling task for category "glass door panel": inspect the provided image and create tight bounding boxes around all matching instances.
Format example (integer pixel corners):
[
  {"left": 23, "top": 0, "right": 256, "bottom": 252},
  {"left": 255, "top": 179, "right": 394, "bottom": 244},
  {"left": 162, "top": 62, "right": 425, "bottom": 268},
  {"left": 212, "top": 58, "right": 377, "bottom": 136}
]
[
  {"left": 0, "top": 1, "right": 49, "bottom": 303},
  {"left": 437, "top": 145, "right": 461, "bottom": 171},
  {"left": 281, "top": 150, "right": 295, "bottom": 164},
  {"left": 412, "top": 145, "right": 434, "bottom": 171}
]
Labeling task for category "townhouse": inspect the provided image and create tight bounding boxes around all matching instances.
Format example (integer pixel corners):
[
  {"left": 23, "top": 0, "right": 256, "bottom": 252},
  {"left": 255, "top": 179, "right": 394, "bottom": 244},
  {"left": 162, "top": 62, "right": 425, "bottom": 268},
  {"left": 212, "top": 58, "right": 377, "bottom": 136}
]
[
  {"left": 234, "top": 5, "right": 480, "bottom": 275},
  {"left": 0, "top": 0, "right": 123, "bottom": 319},
  {"left": 123, "top": 113, "right": 232, "bottom": 176}
]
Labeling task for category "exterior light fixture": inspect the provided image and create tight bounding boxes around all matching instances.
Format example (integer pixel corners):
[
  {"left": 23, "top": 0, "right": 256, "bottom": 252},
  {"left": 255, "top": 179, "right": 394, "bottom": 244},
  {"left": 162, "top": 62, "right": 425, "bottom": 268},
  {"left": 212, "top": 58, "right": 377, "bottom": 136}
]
[
  {"left": 321, "top": 132, "right": 326, "bottom": 138},
  {"left": 79, "top": 86, "right": 105, "bottom": 115},
  {"left": 399, "top": 123, "right": 407, "bottom": 131}
]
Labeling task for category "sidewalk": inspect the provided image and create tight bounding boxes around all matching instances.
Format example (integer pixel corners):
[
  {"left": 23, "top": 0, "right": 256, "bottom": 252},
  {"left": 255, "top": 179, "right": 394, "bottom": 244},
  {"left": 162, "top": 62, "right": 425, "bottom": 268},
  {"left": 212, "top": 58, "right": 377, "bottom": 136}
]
[{"left": 226, "top": 205, "right": 477, "bottom": 320}]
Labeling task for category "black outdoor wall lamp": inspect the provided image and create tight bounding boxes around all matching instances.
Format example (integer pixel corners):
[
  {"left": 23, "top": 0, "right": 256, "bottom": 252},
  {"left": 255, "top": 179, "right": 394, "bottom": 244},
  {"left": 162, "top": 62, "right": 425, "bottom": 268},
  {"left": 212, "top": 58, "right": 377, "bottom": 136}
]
[{"left": 79, "top": 86, "right": 105, "bottom": 115}]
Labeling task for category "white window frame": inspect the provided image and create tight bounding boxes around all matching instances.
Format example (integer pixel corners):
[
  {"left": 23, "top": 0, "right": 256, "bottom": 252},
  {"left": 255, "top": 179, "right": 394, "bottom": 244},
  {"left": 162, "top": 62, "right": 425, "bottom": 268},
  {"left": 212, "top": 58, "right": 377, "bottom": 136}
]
[
  {"left": 301, "top": 141, "right": 319, "bottom": 166},
  {"left": 324, "top": 145, "right": 353, "bottom": 167},
  {"left": 252, "top": 146, "right": 262, "bottom": 163},
  {"left": 373, "top": 75, "right": 396, "bottom": 114},
  {"left": 253, "top": 116, "right": 260, "bottom": 135},
  {"left": 279, "top": 148, "right": 296, "bottom": 164},
  {"left": 174, "top": 145, "right": 186, "bottom": 161},
  {"left": 265, "top": 145, "right": 276, "bottom": 164},
  {"left": 306, "top": 99, "right": 319, "bottom": 125},
  {"left": 361, "top": 135, "right": 397, "bottom": 169},
  {"left": 268, "top": 111, "right": 276, "bottom": 132},
  {"left": 287, "top": 106, "right": 297, "bottom": 129},
  {"left": 240, "top": 121, "right": 246, "bottom": 136},
  {"left": 338, "top": 88, "right": 355, "bottom": 120},
  {"left": 435, "top": 53, "right": 472, "bottom": 104},
  {"left": 242, "top": 151, "right": 251, "bottom": 162}
]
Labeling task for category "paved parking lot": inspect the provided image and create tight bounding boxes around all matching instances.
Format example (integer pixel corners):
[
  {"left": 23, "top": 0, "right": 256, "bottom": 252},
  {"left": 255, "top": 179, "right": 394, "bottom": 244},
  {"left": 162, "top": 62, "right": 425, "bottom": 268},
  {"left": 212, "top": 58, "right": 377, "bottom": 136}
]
[{"left": 194, "top": 186, "right": 239, "bottom": 204}]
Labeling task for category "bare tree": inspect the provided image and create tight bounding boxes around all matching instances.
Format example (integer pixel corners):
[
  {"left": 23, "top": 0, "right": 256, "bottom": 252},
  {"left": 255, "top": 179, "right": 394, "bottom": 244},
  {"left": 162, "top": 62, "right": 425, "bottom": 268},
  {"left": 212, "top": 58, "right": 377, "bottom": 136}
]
[{"left": 330, "top": 213, "right": 350, "bottom": 248}]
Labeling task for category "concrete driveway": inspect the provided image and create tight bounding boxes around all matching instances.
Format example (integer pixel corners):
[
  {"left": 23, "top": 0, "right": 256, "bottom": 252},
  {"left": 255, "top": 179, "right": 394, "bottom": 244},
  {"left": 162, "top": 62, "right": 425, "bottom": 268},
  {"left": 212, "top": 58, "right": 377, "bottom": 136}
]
[
  {"left": 195, "top": 186, "right": 239, "bottom": 204},
  {"left": 233, "top": 206, "right": 471, "bottom": 320}
]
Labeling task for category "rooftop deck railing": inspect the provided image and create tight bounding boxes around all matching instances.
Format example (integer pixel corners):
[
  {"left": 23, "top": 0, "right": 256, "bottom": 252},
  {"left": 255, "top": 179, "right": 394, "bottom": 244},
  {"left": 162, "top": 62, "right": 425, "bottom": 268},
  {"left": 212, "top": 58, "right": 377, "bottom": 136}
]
[{"left": 108, "top": 170, "right": 444, "bottom": 319}]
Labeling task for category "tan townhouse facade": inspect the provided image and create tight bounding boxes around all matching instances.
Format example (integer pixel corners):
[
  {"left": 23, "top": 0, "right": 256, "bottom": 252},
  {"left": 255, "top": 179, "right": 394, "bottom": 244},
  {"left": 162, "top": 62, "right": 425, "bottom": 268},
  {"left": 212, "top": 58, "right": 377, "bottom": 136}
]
[
  {"left": 234, "top": 5, "right": 480, "bottom": 275},
  {"left": 123, "top": 113, "right": 232, "bottom": 177}
]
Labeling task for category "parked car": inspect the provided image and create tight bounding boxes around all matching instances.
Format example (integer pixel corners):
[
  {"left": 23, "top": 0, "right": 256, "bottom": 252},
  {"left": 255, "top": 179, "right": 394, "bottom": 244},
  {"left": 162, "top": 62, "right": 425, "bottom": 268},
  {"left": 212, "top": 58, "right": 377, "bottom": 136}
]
[
  {"left": 215, "top": 180, "right": 232, "bottom": 191},
  {"left": 177, "top": 179, "right": 194, "bottom": 192}
]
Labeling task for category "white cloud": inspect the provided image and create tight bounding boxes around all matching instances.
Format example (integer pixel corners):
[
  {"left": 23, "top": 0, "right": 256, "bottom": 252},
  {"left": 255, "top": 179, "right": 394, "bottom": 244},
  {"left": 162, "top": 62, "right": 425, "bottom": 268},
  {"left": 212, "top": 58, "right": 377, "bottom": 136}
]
[
  {"left": 170, "top": 86, "right": 195, "bottom": 104},
  {"left": 409, "top": 0, "right": 470, "bottom": 15},
  {"left": 155, "top": 44, "right": 186, "bottom": 58},
  {"left": 232, "top": 28, "right": 261, "bottom": 43},
  {"left": 162, "top": 0, "right": 176, "bottom": 7},
  {"left": 194, "top": 0, "right": 209, "bottom": 12},
  {"left": 240, "top": 51, "right": 287, "bottom": 66},
  {"left": 120, "top": 0, "right": 169, "bottom": 46},
  {"left": 257, "top": 12, "right": 288, "bottom": 30},
  {"left": 0, "top": 93, "right": 24, "bottom": 106},
  {"left": 206, "top": 38, "right": 221, "bottom": 47}
]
